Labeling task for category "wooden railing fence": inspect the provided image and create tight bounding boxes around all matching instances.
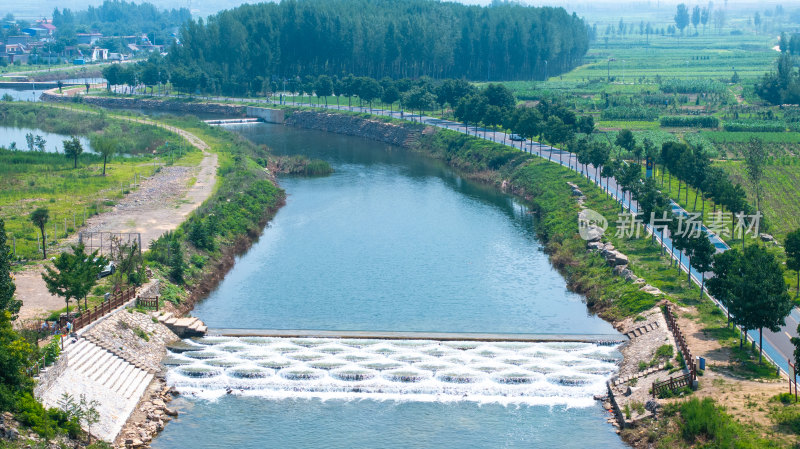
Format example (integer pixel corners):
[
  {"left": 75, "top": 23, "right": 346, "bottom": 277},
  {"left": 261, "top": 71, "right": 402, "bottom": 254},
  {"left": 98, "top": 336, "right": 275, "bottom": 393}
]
[
  {"left": 790, "top": 359, "right": 799, "bottom": 402},
  {"left": 653, "top": 303, "right": 697, "bottom": 398},
  {"left": 70, "top": 286, "right": 136, "bottom": 332},
  {"left": 652, "top": 372, "right": 693, "bottom": 398},
  {"left": 136, "top": 295, "right": 159, "bottom": 311}
]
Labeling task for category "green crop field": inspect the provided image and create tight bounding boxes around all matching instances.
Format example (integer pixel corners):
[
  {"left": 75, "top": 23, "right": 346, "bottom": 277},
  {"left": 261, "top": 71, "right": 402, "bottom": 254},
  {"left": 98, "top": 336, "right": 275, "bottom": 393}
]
[{"left": 721, "top": 161, "right": 800, "bottom": 242}]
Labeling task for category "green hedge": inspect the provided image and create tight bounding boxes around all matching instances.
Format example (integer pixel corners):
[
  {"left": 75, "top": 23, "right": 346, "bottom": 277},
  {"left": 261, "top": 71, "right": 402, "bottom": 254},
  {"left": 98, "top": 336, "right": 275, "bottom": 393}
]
[{"left": 660, "top": 116, "right": 720, "bottom": 128}]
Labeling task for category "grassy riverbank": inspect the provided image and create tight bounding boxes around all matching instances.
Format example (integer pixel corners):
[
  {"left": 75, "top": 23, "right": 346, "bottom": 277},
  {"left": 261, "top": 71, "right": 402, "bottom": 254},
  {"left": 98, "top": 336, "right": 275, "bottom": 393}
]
[
  {"left": 0, "top": 103, "right": 196, "bottom": 260},
  {"left": 136, "top": 116, "right": 284, "bottom": 312},
  {"left": 408, "top": 125, "right": 791, "bottom": 447}
]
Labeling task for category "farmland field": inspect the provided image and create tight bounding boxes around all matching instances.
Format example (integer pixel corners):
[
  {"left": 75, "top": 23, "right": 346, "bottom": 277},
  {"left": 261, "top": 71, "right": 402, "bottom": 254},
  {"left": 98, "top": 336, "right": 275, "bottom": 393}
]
[{"left": 721, "top": 161, "right": 800, "bottom": 242}]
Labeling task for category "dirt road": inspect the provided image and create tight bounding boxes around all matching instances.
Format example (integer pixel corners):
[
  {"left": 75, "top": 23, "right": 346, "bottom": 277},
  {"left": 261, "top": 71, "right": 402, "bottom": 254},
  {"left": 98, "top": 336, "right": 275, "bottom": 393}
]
[{"left": 15, "top": 114, "right": 217, "bottom": 323}]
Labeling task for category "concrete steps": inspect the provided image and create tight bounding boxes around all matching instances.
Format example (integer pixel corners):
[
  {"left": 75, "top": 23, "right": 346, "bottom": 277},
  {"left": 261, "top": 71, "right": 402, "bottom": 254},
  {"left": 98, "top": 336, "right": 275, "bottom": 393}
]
[
  {"left": 61, "top": 338, "right": 154, "bottom": 395},
  {"left": 625, "top": 321, "right": 660, "bottom": 339},
  {"left": 156, "top": 312, "right": 207, "bottom": 338},
  {"left": 84, "top": 334, "right": 154, "bottom": 373},
  {"left": 612, "top": 362, "right": 668, "bottom": 387}
]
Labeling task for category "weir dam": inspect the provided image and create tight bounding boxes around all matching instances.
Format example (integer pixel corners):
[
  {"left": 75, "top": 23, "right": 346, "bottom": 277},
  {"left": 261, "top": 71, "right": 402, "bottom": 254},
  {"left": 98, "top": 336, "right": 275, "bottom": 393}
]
[{"left": 164, "top": 330, "right": 627, "bottom": 406}]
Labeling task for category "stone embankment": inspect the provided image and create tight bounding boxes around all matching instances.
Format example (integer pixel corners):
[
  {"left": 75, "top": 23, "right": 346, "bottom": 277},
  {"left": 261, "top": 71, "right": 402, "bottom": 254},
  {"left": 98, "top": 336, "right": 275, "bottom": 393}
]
[
  {"left": 569, "top": 182, "right": 664, "bottom": 297},
  {"left": 285, "top": 110, "right": 422, "bottom": 148},
  {"left": 117, "top": 380, "right": 179, "bottom": 449}
]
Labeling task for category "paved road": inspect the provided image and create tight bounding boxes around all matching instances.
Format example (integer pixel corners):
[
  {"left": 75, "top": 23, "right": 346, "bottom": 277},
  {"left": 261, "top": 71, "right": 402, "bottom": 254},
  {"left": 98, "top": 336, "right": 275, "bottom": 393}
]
[{"left": 102, "top": 91, "right": 800, "bottom": 376}]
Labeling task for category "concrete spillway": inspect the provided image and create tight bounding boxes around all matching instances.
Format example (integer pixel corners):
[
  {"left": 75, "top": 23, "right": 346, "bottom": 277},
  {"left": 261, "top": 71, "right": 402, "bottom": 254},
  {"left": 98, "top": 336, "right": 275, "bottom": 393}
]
[
  {"left": 208, "top": 328, "right": 627, "bottom": 345},
  {"left": 164, "top": 335, "right": 624, "bottom": 406}
]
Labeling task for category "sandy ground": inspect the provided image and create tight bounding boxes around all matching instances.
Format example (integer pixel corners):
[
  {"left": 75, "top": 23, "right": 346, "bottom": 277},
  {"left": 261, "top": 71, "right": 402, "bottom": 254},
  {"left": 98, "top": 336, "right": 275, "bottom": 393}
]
[
  {"left": 14, "top": 114, "right": 217, "bottom": 324},
  {"left": 674, "top": 306, "right": 787, "bottom": 430}
]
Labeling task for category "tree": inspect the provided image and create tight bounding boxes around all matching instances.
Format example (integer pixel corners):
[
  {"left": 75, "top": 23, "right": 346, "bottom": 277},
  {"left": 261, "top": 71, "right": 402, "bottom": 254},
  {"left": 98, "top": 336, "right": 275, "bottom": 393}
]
[
  {"left": 618, "top": 162, "right": 642, "bottom": 209},
  {"left": 63, "top": 136, "right": 83, "bottom": 169},
  {"left": 691, "top": 5, "right": 701, "bottom": 32},
  {"left": 89, "top": 132, "right": 116, "bottom": 176},
  {"left": 701, "top": 7, "right": 710, "bottom": 33},
  {"left": 713, "top": 246, "right": 792, "bottom": 362},
  {"left": 357, "top": 77, "right": 383, "bottom": 112},
  {"left": 169, "top": 239, "right": 185, "bottom": 285},
  {"left": 315, "top": 75, "right": 333, "bottom": 106},
  {"left": 675, "top": 4, "right": 690, "bottom": 34},
  {"left": 743, "top": 137, "right": 766, "bottom": 235},
  {"left": 381, "top": 84, "right": 400, "bottom": 113},
  {"left": 688, "top": 232, "right": 715, "bottom": 297},
  {"left": 34, "top": 135, "right": 46, "bottom": 152},
  {"left": 708, "top": 249, "right": 738, "bottom": 326},
  {"left": 615, "top": 129, "right": 636, "bottom": 157},
  {"left": 42, "top": 244, "right": 107, "bottom": 316},
  {"left": 589, "top": 141, "right": 611, "bottom": 182},
  {"left": 0, "top": 219, "right": 20, "bottom": 319},
  {"left": 0, "top": 308, "right": 33, "bottom": 408},
  {"left": 29, "top": 208, "right": 49, "bottom": 259},
  {"left": 102, "top": 64, "right": 122, "bottom": 92},
  {"left": 786, "top": 229, "right": 800, "bottom": 297},
  {"left": 482, "top": 83, "right": 516, "bottom": 111},
  {"left": 404, "top": 87, "right": 436, "bottom": 121},
  {"left": 577, "top": 115, "right": 594, "bottom": 135}
]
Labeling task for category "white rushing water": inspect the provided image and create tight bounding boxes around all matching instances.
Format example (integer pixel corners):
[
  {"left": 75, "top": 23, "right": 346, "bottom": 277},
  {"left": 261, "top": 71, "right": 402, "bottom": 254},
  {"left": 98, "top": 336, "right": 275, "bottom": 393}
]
[{"left": 164, "top": 336, "right": 621, "bottom": 407}]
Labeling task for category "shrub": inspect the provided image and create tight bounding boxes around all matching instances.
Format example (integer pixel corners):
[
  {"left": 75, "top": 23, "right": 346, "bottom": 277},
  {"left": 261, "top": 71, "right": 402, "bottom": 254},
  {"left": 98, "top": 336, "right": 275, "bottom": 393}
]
[
  {"left": 600, "top": 106, "right": 658, "bottom": 121},
  {"left": 660, "top": 79, "right": 725, "bottom": 94},
  {"left": 655, "top": 344, "right": 674, "bottom": 359},
  {"left": 723, "top": 121, "right": 786, "bottom": 132},
  {"left": 660, "top": 116, "right": 720, "bottom": 128},
  {"left": 678, "top": 397, "right": 755, "bottom": 446},
  {"left": 190, "top": 254, "right": 207, "bottom": 268}
]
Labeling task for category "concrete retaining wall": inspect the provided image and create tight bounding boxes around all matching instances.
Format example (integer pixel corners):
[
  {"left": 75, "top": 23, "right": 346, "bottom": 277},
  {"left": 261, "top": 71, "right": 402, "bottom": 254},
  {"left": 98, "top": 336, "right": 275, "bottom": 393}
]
[
  {"left": 246, "top": 106, "right": 284, "bottom": 124},
  {"left": 284, "top": 110, "right": 422, "bottom": 148}
]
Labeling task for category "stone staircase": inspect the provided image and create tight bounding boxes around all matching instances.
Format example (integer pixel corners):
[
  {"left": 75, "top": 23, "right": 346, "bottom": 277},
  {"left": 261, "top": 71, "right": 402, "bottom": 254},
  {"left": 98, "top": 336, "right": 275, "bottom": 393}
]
[
  {"left": 156, "top": 313, "right": 207, "bottom": 338},
  {"left": 63, "top": 339, "right": 153, "bottom": 400},
  {"left": 625, "top": 321, "right": 660, "bottom": 339},
  {"left": 39, "top": 338, "right": 154, "bottom": 441},
  {"left": 611, "top": 362, "right": 668, "bottom": 387},
  {"left": 83, "top": 334, "right": 155, "bottom": 374}
]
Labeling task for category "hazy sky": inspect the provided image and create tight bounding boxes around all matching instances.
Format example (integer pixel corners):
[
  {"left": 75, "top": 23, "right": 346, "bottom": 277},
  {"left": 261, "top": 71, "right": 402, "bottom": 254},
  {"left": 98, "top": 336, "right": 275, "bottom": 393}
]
[{"left": 0, "top": 0, "right": 789, "bottom": 22}]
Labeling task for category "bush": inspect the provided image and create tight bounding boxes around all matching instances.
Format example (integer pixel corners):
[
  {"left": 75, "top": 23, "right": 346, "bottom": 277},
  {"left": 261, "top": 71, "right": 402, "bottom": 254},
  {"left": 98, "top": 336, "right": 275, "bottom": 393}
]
[
  {"left": 723, "top": 121, "right": 786, "bottom": 132},
  {"left": 660, "top": 79, "right": 725, "bottom": 94},
  {"left": 660, "top": 116, "right": 720, "bottom": 128},
  {"left": 655, "top": 344, "right": 674, "bottom": 359},
  {"left": 600, "top": 106, "right": 658, "bottom": 121},
  {"left": 676, "top": 397, "right": 768, "bottom": 447},
  {"left": 190, "top": 254, "right": 207, "bottom": 268},
  {"left": 14, "top": 392, "right": 81, "bottom": 439}
]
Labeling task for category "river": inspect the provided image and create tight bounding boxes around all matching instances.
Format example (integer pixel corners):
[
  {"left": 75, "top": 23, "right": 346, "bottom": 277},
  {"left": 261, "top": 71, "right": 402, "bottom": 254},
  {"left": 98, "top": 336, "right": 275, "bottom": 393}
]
[{"left": 151, "top": 122, "right": 625, "bottom": 448}]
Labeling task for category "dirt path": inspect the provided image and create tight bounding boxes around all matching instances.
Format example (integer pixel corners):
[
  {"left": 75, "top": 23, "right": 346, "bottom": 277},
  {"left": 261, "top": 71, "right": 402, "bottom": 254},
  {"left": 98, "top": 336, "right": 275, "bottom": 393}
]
[
  {"left": 675, "top": 306, "right": 787, "bottom": 432},
  {"left": 15, "top": 109, "right": 217, "bottom": 323}
]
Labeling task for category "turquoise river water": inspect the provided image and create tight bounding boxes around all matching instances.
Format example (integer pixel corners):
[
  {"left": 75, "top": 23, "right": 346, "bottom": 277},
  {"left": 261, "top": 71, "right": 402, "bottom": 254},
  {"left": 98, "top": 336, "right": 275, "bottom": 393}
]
[{"left": 151, "top": 123, "right": 626, "bottom": 448}]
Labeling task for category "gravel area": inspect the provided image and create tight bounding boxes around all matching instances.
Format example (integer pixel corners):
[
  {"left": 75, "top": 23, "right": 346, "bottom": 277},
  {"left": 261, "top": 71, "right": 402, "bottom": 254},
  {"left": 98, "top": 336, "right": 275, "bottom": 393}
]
[
  {"left": 608, "top": 306, "right": 683, "bottom": 424},
  {"left": 85, "top": 309, "right": 179, "bottom": 373}
]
